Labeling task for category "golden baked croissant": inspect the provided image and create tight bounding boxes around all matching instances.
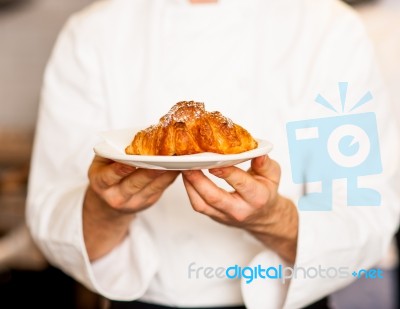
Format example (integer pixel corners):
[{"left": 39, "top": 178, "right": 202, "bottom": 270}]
[{"left": 125, "top": 101, "right": 258, "bottom": 155}]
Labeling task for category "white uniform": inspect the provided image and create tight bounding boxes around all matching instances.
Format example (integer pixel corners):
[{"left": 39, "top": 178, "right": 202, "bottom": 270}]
[{"left": 27, "top": 0, "right": 400, "bottom": 308}]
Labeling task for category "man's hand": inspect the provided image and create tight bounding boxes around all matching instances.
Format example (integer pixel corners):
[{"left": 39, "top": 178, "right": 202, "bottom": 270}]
[
  {"left": 83, "top": 156, "right": 179, "bottom": 261},
  {"left": 182, "top": 155, "right": 298, "bottom": 264}
]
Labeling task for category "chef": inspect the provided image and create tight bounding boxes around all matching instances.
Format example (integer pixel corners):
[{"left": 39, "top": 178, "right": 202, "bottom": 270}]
[{"left": 27, "top": 0, "right": 400, "bottom": 308}]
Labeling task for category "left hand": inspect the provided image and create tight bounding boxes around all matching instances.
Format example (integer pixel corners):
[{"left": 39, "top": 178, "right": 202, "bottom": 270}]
[{"left": 182, "top": 155, "right": 298, "bottom": 263}]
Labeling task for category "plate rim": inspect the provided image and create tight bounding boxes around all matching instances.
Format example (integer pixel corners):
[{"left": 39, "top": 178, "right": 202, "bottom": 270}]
[{"left": 94, "top": 138, "right": 273, "bottom": 164}]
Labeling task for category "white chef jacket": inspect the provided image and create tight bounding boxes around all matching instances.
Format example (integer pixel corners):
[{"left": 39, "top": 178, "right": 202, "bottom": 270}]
[
  {"left": 356, "top": 0, "right": 400, "bottom": 271},
  {"left": 26, "top": 0, "right": 400, "bottom": 308}
]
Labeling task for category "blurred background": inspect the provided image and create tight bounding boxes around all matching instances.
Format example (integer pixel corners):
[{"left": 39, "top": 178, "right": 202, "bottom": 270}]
[
  {"left": 0, "top": 0, "right": 398, "bottom": 308},
  {"left": 0, "top": 0, "right": 101, "bottom": 308}
]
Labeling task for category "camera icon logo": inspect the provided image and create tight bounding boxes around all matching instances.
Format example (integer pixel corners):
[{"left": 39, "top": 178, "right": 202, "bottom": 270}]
[{"left": 286, "top": 82, "right": 382, "bottom": 211}]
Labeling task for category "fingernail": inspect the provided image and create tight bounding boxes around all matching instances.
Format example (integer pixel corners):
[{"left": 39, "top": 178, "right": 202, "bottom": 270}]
[
  {"left": 153, "top": 170, "right": 167, "bottom": 175},
  {"left": 209, "top": 169, "right": 223, "bottom": 176},
  {"left": 254, "top": 155, "right": 265, "bottom": 168},
  {"left": 118, "top": 164, "right": 135, "bottom": 174}
]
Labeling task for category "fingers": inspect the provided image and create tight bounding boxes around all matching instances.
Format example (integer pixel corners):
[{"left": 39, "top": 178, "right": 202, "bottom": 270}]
[
  {"left": 183, "top": 156, "right": 281, "bottom": 209},
  {"left": 181, "top": 158, "right": 283, "bottom": 229},
  {"left": 207, "top": 156, "right": 280, "bottom": 207},
  {"left": 182, "top": 170, "right": 257, "bottom": 224},
  {"left": 182, "top": 170, "right": 233, "bottom": 212},
  {"left": 182, "top": 176, "right": 226, "bottom": 220},
  {"left": 138, "top": 171, "right": 180, "bottom": 201},
  {"left": 250, "top": 155, "right": 281, "bottom": 185},
  {"left": 104, "top": 170, "right": 180, "bottom": 211},
  {"left": 88, "top": 156, "right": 180, "bottom": 212},
  {"left": 209, "top": 165, "right": 268, "bottom": 207},
  {"left": 89, "top": 156, "right": 136, "bottom": 191},
  {"left": 119, "top": 169, "right": 167, "bottom": 198}
]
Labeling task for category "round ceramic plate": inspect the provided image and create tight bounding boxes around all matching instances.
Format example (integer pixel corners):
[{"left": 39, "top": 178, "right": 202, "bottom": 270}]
[{"left": 94, "top": 128, "right": 273, "bottom": 170}]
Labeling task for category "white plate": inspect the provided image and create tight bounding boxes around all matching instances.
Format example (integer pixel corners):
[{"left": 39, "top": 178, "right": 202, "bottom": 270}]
[{"left": 94, "top": 128, "right": 273, "bottom": 170}]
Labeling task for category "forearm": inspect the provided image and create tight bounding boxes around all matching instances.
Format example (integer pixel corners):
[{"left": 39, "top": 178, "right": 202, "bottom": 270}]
[
  {"left": 83, "top": 187, "right": 134, "bottom": 261},
  {"left": 249, "top": 196, "right": 298, "bottom": 264}
]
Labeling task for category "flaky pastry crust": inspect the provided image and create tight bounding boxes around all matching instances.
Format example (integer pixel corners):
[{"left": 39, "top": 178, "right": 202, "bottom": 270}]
[{"left": 125, "top": 101, "right": 258, "bottom": 155}]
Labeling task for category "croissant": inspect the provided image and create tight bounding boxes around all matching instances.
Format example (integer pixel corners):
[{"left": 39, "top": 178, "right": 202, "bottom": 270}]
[{"left": 125, "top": 101, "right": 258, "bottom": 155}]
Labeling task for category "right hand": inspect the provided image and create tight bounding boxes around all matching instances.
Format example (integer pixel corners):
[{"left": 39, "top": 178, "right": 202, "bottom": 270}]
[
  {"left": 87, "top": 156, "right": 180, "bottom": 213},
  {"left": 83, "top": 156, "right": 180, "bottom": 260}
]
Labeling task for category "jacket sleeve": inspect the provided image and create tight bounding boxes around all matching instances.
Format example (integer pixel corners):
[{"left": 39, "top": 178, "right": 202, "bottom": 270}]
[
  {"left": 241, "top": 2, "right": 400, "bottom": 308},
  {"left": 26, "top": 12, "right": 159, "bottom": 300}
]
